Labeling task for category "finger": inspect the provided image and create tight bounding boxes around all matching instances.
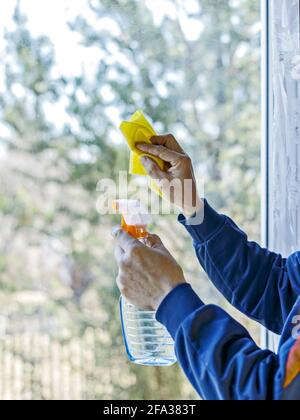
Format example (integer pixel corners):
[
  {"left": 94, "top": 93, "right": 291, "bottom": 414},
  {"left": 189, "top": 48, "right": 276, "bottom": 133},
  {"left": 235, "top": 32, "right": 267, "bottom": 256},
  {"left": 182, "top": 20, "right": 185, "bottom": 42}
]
[
  {"left": 146, "top": 234, "right": 164, "bottom": 249},
  {"left": 146, "top": 234, "right": 173, "bottom": 259},
  {"left": 116, "top": 274, "right": 126, "bottom": 294},
  {"left": 140, "top": 157, "right": 168, "bottom": 180},
  {"left": 112, "top": 227, "right": 141, "bottom": 252},
  {"left": 114, "top": 245, "right": 125, "bottom": 264},
  {"left": 137, "top": 144, "right": 182, "bottom": 164},
  {"left": 150, "top": 134, "right": 185, "bottom": 153}
]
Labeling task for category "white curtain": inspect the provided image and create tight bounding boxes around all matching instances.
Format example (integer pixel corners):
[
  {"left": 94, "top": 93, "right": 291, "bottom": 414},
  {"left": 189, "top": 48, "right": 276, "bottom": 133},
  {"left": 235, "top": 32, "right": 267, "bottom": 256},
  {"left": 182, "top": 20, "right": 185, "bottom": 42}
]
[{"left": 269, "top": 0, "right": 300, "bottom": 256}]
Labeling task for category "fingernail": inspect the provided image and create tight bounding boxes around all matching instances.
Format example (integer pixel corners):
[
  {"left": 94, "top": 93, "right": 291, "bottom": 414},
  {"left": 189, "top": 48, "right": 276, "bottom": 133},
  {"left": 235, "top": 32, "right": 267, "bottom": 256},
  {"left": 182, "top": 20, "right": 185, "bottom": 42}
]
[{"left": 137, "top": 143, "right": 146, "bottom": 150}]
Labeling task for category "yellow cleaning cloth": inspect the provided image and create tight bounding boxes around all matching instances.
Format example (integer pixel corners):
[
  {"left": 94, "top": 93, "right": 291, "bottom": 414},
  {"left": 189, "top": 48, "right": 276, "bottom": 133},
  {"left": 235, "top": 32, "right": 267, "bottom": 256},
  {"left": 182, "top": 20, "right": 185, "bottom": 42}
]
[{"left": 120, "top": 111, "right": 165, "bottom": 196}]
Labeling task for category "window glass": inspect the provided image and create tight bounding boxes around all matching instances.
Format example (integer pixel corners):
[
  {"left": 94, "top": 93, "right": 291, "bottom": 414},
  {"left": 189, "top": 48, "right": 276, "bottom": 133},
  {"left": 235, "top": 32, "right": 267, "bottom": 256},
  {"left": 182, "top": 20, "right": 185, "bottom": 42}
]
[{"left": 0, "top": 0, "right": 260, "bottom": 400}]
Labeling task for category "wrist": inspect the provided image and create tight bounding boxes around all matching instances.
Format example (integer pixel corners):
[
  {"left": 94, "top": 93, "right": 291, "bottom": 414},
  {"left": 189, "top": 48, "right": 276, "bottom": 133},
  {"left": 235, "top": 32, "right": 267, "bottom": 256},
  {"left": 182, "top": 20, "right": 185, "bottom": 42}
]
[
  {"left": 154, "top": 280, "right": 187, "bottom": 311},
  {"left": 156, "top": 284, "right": 205, "bottom": 339},
  {"left": 182, "top": 196, "right": 204, "bottom": 219}
]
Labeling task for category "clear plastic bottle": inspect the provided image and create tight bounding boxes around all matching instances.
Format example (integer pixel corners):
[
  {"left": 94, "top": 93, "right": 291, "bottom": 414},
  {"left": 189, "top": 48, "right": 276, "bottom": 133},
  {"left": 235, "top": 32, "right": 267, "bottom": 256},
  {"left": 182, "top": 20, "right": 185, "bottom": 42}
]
[{"left": 114, "top": 200, "right": 177, "bottom": 367}]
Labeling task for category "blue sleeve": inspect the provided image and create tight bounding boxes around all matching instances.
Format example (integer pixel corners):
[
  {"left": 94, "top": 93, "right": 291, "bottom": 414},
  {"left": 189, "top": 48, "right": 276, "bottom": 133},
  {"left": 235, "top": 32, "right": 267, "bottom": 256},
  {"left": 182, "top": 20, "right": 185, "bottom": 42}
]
[
  {"left": 156, "top": 284, "right": 300, "bottom": 401},
  {"left": 178, "top": 200, "right": 300, "bottom": 334}
]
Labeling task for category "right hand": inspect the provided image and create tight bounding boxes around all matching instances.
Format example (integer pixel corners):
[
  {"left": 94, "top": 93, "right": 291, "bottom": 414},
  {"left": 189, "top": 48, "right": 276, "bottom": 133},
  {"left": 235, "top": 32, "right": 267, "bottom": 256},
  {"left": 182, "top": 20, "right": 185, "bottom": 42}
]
[
  {"left": 113, "top": 228, "right": 186, "bottom": 311},
  {"left": 137, "top": 134, "right": 203, "bottom": 218}
]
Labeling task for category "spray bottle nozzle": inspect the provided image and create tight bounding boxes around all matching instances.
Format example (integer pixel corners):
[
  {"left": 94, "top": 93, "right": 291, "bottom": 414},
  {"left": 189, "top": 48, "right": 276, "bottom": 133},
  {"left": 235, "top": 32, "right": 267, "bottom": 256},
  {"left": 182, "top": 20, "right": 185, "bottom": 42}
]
[{"left": 113, "top": 200, "right": 151, "bottom": 239}]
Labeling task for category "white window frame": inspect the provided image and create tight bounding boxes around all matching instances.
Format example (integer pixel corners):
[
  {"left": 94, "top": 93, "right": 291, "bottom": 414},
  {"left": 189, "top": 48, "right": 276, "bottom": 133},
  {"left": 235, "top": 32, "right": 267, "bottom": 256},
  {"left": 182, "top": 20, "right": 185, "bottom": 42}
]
[
  {"left": 261, "top": 0, "right": 300, "bottom": 350},
  {"left": 261, "top": 0, "right": 273, "bottom": 350}
]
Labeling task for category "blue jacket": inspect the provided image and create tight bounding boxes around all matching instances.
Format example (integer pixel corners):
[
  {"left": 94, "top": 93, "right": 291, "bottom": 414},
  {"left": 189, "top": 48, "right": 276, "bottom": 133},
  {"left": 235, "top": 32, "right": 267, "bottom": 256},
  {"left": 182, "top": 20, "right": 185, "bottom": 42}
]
[{"left": 156, "top": 201, "right": 300, "bottom": 400}]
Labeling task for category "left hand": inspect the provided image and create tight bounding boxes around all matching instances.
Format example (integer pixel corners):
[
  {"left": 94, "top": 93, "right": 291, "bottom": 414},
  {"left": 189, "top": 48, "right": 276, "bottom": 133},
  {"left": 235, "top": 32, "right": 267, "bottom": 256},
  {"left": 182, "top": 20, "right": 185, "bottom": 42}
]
[
  {"left": 137, "top": 134, "right": 203, "bottom": 218},
  {"left": 112, "top": 227, "right": 186, "bottom": 311}
]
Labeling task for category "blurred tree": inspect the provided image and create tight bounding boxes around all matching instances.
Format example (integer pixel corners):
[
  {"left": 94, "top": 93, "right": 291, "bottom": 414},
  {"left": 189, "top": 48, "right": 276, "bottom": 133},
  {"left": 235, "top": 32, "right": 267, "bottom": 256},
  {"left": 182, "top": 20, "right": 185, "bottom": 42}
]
[
  {"left": 70, "top": 0, "right": 261, "bottom": 227},
  {"left": 0, "top": 0, "right": 260, "bottom": 400}
]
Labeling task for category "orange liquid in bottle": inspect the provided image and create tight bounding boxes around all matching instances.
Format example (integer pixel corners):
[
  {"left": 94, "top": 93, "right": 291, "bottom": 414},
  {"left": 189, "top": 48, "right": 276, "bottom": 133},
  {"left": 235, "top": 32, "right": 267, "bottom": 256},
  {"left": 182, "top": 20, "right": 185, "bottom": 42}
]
[{"left": 121, "top": 216, "right": 148, "bottom": 240}]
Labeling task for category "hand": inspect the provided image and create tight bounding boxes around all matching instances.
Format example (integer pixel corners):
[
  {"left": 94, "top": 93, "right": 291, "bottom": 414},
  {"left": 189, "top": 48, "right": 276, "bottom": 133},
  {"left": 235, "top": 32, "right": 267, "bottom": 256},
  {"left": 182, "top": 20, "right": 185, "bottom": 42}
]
[
  {"left": 112, "top": 227, "right": 186, "bottom": 311},
  {"left": 137, "top": 134, "right": 203, "bottom": 218}
]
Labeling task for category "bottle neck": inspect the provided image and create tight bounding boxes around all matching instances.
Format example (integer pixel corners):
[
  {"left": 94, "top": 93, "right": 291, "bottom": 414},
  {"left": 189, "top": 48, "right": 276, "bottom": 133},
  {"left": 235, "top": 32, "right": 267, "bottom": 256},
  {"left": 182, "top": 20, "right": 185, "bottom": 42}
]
[{"left": 121, "top": 217, "right": 148, "bottom": 239}]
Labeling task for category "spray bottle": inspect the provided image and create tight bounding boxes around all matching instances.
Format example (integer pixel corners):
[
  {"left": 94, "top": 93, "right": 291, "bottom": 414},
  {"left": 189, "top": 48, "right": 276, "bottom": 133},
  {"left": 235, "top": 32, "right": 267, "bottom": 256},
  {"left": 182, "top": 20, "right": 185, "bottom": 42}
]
[{"left": 113, "top": 200, "right": 177, "bottom": 366}]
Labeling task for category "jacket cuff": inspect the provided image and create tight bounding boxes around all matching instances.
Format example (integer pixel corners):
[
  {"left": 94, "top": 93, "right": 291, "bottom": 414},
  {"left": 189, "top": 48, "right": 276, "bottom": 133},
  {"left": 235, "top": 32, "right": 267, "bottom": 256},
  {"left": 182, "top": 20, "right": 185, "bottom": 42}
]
[
  {"left": 156, "top": 284, "right": 204, "bottom": 340},
  {"left": 178, "top": 199, "right": 226, "bottom": 243}
]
